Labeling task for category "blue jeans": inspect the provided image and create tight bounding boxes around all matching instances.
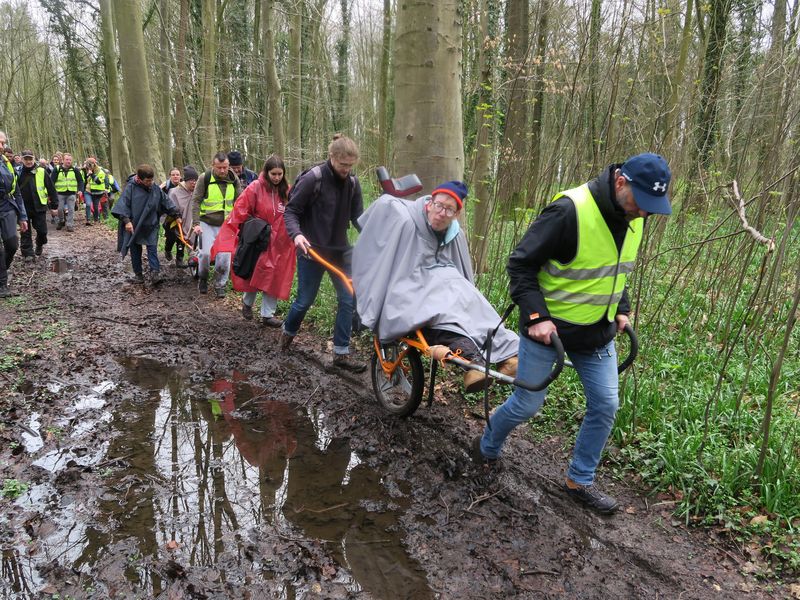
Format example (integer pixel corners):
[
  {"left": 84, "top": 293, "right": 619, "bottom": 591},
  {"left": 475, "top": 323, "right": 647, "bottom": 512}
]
[
  {"left": 480, "top": 333, "right": 619, "bottom": 486},
  {"left": 84, "top": 192, "right": 101, "bottom": 221},
  {"left": 130, "top": 244, "right": 160, "bottom": 274},
  {"left": 282, "top": 253, "right": 354, "bottom": 354}
]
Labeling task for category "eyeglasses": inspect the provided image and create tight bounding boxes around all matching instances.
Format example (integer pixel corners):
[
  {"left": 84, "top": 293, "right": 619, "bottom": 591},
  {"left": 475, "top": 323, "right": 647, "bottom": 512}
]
[{"left": 430, "top": 200, "right": 457, "bottom": 217}]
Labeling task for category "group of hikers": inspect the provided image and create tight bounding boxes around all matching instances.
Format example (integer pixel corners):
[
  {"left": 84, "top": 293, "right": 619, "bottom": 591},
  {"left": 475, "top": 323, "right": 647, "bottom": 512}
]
[
  {"left": 1, "top": 126, "right": 674, "bottom": 515},
  {"left": 0, "top": 133, "right": 122, "bottom": 299}
]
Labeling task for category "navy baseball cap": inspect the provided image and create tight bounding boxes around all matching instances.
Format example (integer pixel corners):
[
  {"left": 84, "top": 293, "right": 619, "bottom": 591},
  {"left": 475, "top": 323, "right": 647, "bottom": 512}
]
[{"left": 620, "top": 153, "right": 672, "bottom": 215}]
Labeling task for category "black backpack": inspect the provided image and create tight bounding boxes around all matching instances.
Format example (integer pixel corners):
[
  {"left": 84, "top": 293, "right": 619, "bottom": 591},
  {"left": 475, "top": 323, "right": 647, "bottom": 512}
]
[{"left": 287, "top": 162, "right": 357, "bottom": 205}]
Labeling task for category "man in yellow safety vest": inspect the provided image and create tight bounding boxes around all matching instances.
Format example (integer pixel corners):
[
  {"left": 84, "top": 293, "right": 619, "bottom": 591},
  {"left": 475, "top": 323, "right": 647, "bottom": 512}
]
[
  {"left": 191, "top": 151, "right": 241, "bottom": 297},
  {"left": 473, "top": 153, "right": 672, "bottom": 515}
]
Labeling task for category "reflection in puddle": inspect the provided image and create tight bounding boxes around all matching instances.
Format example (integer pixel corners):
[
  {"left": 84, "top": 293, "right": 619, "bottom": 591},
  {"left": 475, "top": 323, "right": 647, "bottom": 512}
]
[
  {"left": 20, "top": 412, "right": 42, "bottom": 453},
  {"left": 48, "top": 257, "right": 74, "bottom": 274},
  {"left": 7, "top": 357, "right": 431, "bottom": 598}
]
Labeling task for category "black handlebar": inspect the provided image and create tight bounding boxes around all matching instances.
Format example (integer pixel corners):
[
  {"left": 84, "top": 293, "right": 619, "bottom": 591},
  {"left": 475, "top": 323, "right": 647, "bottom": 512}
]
[
  {"left": 618, "top": 323, "right": 638, "bottom": 373},
  {"left": 512, "top": 332, "right": 565, "bottom": 391}
]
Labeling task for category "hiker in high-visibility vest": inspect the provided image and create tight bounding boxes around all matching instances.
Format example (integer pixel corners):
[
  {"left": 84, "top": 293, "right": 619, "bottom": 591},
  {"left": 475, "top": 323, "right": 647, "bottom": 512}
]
[
  {"left": 51, "top": 153, "right": 84, "bottom": 232},
  {"left": 83, "top": 157, "right": 107, "bottom": 226},
  {"left": 0, "top": 130, "right": 29, "bottom": 298},
  {"left": 16, "top": 150, "right": 57, "bottom": 260},
  {"left": 191, "top": 151, "right": 241, "bottom": 297},
  {"left": 473, "top": 153, "right": 673, "bottom": 516}
]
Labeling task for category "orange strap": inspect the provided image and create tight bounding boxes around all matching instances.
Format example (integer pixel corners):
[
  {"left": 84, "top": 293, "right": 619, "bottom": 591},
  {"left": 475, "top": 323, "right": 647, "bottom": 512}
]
[{"left": 307, "top": 248, "right": 354, "bottom": 295}]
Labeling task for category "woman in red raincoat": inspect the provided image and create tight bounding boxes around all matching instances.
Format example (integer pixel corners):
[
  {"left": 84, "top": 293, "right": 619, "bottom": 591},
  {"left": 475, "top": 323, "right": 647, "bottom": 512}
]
[{"left": 211, "top": 155, "right": 295, "bottom": 326}]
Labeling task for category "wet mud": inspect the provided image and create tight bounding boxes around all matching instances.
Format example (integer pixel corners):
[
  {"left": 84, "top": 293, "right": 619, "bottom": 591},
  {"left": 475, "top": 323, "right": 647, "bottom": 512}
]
[{"left": 0, "top": 222, "right": 787, "bottom": 598}]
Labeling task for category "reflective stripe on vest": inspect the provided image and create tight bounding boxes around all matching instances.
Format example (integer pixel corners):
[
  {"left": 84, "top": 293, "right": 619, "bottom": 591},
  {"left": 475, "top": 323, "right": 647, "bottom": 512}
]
[
  {"left": 200, "top": 174, "right": 235, "bottom": 217},
  {"left": 537, "top": 184, "right": 643, "bottom": 325},
  {"left": 54, "top": 168, "right": 78, "bottom": 192},
  {"left": 35, "top": 168, "right": 49, "bottom": 205},
  {"left": 87, "top": 169, "right": 107, "bottom": 193},
  {"left": 1, "top": 155, "right": 16, "bottom": 197}
]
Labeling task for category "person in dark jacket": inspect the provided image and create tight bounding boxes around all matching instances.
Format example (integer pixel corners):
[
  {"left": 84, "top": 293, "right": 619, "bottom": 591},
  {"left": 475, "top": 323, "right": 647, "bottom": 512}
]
[
  {"left": 0, "top": 131, "right": 29, "bottom": 297},
  {"left": 228, "top": 151, "right": 258, "bottom": 188},
  {"left": 473, "top": 153, "right": 673, "bottom": 515},
  {"left": 112, "top": 164, "right": 182, "bottom": 285},
  {"left": 17, "top": 150, "right": 57, "bottom": 259},
  {"left": 281, "top": 134, "right": 365, "bottom": 373}
]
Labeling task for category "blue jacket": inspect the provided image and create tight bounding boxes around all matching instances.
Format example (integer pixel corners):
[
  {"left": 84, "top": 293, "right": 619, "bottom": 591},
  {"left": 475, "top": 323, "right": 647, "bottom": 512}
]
[
  {"left": 0, "top": 157, "right": 26, "bottom": 221},
  {"left": 112, "top": 176, "right": 179, "bottom": 251}
]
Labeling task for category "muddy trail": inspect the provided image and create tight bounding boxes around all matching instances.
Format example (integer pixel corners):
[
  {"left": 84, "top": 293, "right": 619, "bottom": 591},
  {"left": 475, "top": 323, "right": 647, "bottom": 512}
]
[{"left": 0, "top": 220, "right": 785, "bottom": 599}]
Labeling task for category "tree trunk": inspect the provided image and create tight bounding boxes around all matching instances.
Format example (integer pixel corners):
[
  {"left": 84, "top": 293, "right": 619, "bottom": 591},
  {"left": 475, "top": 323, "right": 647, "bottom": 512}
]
[
  {"left": 262, "top": 0, "right": 285, "bottom": 159},
  {"left": 663, "top": 0, "right": 693, "bottom": 154},
  {"left": 527, "top": 0, "right": 550, "bottom": 198},
  {"left": 392, "top": 0, "right": 465, "bottom": 193},
  {"left": 334, "top": 0, "right": 350, "bottom": 132},
  {"left": 98, "top": 0, "right": 132, "bottom": 178},
  {"left": 287, "top": 1, "right": 303, "bottom": 179},
  {"left": 587, "top": 0, "right": 601, "bottom": 170},
  {"left": 218, "top": 11, "right": 233, "bottom": 152},
  {"left": 377, "top": 0, "right": 392, "bottom": 166},
  {"left": 159, "top": 0, "right": 173, "bottom": 173},
  {"left": 199, "top": 0, "right": 219, "bottom": 165},
  {"left": 114, "top": 0, "right": 164, "bottom": 176},
  {"left": 173, "top": 0, "right": 190, "bottom": 168},
  {"left": 494, "top": 0, "right": 529, "bottom": 212},
  {"left": 469, "top": 0, "right": 497, "bottom": 273},
  {"left": 692, "top": 0, "right": 732, "bottom": 173}
]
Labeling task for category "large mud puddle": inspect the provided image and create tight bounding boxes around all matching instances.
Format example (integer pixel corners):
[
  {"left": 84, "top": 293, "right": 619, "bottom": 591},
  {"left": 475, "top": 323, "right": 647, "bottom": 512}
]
[{"left": 5, "top": 357, "right": 431, "bottom": 598}]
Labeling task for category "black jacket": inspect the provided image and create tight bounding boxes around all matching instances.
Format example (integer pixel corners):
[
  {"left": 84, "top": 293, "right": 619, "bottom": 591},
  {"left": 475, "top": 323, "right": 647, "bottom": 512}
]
[
  {"left": 17, "top": 166, "right": 58, "bottom": 213},
  {"left": 508, "top": 164, "right": 635, "bottom": 352},
  {"left": 284, "top": 160, "right": 363, "bottom": 258}
]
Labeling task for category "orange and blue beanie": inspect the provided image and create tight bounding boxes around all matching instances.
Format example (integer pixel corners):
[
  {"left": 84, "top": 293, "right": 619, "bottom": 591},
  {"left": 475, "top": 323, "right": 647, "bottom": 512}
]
[{"left": 432, "top": 180, "right": 468, "bottom": 209}]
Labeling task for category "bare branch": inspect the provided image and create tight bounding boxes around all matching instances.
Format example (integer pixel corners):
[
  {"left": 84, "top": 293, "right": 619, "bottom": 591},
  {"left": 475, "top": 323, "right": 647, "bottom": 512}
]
[{"left": 729, "top": 180, "right": 776, "bottom": 252}]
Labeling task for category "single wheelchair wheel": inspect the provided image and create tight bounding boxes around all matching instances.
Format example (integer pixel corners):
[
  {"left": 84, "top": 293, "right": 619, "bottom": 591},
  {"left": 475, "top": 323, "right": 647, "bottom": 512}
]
[{"left": 371, "top": 344, "right": 424, "bottom": 417}]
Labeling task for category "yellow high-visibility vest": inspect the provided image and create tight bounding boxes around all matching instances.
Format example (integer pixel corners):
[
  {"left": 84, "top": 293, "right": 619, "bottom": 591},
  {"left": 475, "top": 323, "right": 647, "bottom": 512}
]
[{"left": 538, "top": 184, "right": 643, "bottom": 324}]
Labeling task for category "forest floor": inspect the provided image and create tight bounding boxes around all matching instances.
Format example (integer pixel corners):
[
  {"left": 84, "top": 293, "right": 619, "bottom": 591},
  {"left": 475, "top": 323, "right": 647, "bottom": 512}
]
[{"left": 0, "top": 216, "right": 795, "bottom": 599}]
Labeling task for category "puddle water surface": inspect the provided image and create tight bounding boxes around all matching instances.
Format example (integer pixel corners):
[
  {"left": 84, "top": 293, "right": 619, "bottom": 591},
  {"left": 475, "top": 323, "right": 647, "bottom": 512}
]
[
  {"left": 6, "top": 357, "right": 432, "bottom": 598},
  {"left": 48, "top": 257, "right": 74, "bottom": 274}
]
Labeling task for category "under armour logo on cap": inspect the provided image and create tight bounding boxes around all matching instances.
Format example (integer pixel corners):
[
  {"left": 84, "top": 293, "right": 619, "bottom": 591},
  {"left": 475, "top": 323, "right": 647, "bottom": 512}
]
[{"left": 620, "top": 152, "right": 672, "bottom": 216}]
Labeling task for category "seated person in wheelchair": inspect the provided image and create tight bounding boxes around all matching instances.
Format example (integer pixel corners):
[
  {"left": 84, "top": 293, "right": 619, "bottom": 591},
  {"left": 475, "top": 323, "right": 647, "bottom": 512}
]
[{"left": 352, "top": 180, "right": 518, "bottom": 393}]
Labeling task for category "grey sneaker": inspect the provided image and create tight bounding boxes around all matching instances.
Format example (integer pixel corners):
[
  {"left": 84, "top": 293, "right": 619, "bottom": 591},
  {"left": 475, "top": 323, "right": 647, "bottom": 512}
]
[
  {"left": 261, "top": 316, "right": 283, "bottom": 328},
  {"left": 332, "top": 353, "right": 367, "bottom": 374},
  {"left": 564, "top": 479, "right": 619, "bottom": 515},
  {"left": 150, "top": 271, "right": 163, "bottom": 285},
  {"left": 128, "top": 273, "right": 145, "bottom": 284},
  {"left": 0, "top": 286, "right": 17, "bottom": 298},
  {"left": 198, "top": 278, "right": 208, "bottom": 294},
  {"left": 214, "top": 287, "right": 226, "bottom": 299}
]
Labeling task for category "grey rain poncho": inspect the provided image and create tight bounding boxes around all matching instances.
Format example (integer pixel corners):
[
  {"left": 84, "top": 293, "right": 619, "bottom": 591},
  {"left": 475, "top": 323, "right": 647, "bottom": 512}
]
[{"left": 352, "top": 194, "right": 518, "bottom": 362}]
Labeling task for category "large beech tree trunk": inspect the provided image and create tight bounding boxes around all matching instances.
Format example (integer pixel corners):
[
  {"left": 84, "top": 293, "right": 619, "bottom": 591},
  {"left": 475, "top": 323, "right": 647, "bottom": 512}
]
[
  {"left": 392, "top": 0, "right": 464, "bottom": 193},
  {"left": 113, "top": 0, "right": 163, "bottom": 176}
]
